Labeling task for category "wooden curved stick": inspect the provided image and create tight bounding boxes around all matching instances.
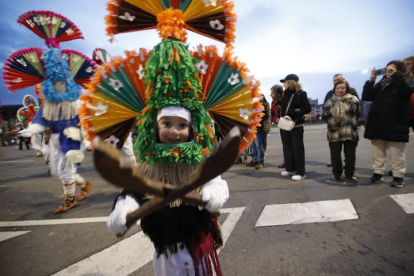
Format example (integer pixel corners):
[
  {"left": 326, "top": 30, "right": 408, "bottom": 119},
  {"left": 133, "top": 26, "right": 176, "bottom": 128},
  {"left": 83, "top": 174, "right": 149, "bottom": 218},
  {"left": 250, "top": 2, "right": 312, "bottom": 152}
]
[{"left": 124, "top": 127, "right": 241, "bottom": 227}]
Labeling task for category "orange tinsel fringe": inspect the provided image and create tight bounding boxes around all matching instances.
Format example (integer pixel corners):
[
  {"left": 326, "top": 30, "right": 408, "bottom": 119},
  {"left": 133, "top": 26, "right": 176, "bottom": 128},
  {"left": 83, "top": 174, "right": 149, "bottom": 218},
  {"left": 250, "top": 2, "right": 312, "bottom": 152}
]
[
  {"left": 222, "top": 0, "right": 237, "bottom": 46},
  {"left": 105, "top": 0, "right": 122, "bottom": 42},
  {"left": 156, "top": 8, "right": 187, "bottom": 42}
]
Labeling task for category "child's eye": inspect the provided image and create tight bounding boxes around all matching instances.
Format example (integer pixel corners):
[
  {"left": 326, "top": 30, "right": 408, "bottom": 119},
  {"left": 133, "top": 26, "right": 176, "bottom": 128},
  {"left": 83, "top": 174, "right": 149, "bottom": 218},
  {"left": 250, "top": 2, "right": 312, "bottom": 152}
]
[
  {"left": 163, "top": 122, "right": 171, "bottom": 127},
  {"left": 180, "top": 123, "right": 188, "bottom": 128}
]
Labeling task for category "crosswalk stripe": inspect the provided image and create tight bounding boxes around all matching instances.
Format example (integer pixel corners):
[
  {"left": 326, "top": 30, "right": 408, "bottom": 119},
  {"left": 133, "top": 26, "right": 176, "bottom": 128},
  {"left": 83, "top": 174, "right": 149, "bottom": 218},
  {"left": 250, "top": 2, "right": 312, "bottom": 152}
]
[
  {"left": 53, "top": 207, "right": 245, "bottom": 275},
  {"left": 255, "top": 199, "right": 358, "bottom": 227},
  {"left": 0, "top": 231, "right": 31, "bottom": 243},
  {"left": 0, "top": 217, "right": 108, "bottom": 227},
  {"left": 390, "top": 193, "right": 414, "bottom": 214}
]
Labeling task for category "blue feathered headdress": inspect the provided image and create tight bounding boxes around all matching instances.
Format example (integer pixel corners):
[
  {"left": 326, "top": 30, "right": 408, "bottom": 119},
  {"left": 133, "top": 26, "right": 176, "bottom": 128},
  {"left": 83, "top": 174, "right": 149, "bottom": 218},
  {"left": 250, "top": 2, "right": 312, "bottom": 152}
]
[{"left": 41, "top": 48, "right": 80, "bottom": 103}]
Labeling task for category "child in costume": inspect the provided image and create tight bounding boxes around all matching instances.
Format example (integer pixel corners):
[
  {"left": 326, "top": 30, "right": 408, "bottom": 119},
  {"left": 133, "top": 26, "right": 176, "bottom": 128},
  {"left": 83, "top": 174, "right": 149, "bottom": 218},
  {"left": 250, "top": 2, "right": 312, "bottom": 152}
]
[
  {"left": 79, "top": 1, "right": 261, "bottom": 274},
  {"left": 3, "top": 11, "right": 96, "bottom": 213},
  {"left": 107, "top": 106, "right": 229, "bottom": 276}
]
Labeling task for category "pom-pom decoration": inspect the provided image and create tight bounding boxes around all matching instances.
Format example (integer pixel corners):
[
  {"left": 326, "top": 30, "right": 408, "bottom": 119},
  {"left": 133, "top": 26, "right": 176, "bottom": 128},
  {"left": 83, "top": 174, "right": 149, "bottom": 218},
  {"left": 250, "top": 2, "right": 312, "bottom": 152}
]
[
  {"left": 93, "top": 48, "right": 112, "bottom": 66},
  {"left": 17, "top": 10, "right": 84, "bottom": 48},
  {"left": 17, "top": 95, "right": 39, "bottom": 122},
  {"left": 2, "top": 47, "right": 45, "bottom": 93},
  {"left": 191, "top": 45, "right": 263, "bottom": 153},
  {"left": 105, "top": 0, "right": 236, "bottom": 45},
  {"left": 79, "top": 48, "right": 151, "bottom": 149}
]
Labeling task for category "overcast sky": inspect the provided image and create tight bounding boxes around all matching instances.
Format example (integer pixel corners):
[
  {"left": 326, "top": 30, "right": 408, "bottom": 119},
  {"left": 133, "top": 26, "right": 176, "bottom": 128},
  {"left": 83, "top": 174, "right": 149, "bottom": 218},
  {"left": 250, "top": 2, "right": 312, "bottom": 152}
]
[{"left": 1, "top": 0, "right": 413, "bottom": 106}]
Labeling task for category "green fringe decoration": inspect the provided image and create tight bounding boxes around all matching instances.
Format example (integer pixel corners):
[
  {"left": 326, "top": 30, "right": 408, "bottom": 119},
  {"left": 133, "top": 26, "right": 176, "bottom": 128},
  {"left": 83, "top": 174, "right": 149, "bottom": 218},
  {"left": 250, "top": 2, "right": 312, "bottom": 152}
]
[{"left": 135, "top": 38, "right": 215, "bottom": 165}]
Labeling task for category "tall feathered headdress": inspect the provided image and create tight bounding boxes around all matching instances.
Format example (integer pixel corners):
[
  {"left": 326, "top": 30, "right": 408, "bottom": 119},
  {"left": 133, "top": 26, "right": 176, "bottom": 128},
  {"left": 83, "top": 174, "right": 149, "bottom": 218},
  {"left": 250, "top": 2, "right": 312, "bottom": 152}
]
[{"left": 80, "top": 0, "right": 263, "bottom": 165}]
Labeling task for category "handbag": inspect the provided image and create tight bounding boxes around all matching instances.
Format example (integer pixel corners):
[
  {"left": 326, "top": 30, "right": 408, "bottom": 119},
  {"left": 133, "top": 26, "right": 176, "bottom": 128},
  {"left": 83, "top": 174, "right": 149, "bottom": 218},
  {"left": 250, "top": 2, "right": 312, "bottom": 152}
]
[
  {"left": 278, "top": 115, "right": 295, "bottom": 131},
  {"left": 278, "top": 93, "right": 296, "bottom": 131}
]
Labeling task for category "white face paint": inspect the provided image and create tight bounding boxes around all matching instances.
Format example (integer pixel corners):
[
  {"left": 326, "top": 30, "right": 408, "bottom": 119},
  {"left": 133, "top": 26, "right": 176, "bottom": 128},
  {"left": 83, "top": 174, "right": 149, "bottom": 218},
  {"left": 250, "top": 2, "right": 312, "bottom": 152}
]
[{"left": 54, "top": 80, "right": 67, "bottom": 94}]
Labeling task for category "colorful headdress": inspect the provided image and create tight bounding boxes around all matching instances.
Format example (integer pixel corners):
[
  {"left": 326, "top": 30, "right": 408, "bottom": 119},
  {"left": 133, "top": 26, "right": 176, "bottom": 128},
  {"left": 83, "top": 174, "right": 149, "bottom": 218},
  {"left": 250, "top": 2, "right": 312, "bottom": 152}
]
[
  {"left": 2, "top": 11, "right": 96, "bottom": 108},
  {"left": 80, "top": 0, "right": 262, "bottom": 165}
]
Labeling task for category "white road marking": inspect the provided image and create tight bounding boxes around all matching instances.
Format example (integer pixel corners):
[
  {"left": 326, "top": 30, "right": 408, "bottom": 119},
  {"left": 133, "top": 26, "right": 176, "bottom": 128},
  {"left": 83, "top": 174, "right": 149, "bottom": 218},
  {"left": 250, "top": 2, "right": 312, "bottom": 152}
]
[
  {"left": 255, "top": 199, "right": 358, "bottom": 227},
  {"left": 52, "top": 231, "right": 153, "bottom": 276},
  {"left": 0, "top": 231, "right": 31, "bottom": 242},
  {"left": 52, "top": 207, "right": 245, "bottom": 276},
  {"left": 0, "top": 160, "right": 35, "bottom": 163},
  {"left": 0, "top": 217, "right": 108, "bottom": 227},
  {"left": 390, "top": 193, "right": 414, "bottom": 214}
]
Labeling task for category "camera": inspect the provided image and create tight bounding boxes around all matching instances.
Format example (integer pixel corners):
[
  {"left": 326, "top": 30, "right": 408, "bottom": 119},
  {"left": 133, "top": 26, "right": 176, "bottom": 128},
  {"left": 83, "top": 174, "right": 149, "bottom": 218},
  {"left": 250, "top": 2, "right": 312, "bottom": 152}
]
[{"left": 375, "top": 68, "right": 387, "bottom": 75}]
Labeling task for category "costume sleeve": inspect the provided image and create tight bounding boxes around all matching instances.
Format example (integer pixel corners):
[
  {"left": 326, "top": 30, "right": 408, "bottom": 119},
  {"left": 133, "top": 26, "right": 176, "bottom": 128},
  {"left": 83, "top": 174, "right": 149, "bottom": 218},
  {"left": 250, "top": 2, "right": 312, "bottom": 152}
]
[
  {"left": 200, "top": 175, "right": 229, "bottom": 212},
  {"left": 107, "top": 194, "right": 140, "bottom": 235}
]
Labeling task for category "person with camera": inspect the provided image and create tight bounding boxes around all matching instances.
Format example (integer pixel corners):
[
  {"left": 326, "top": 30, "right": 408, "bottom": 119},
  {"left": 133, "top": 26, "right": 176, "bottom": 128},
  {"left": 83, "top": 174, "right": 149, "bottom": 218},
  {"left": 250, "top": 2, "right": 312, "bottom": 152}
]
[
  {"left": 279, "top": 74, "right": 311, "bottom": 181},
  {"left": 362, "top": 60, "right": 413, "bottom": 188},
  {"left": 323, "top": 80, "right": 360, "bottom": 183}
]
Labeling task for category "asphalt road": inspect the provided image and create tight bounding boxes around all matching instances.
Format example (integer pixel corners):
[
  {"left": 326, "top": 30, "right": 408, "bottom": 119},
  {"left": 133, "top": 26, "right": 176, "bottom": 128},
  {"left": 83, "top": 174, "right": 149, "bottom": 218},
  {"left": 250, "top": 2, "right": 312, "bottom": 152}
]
[{"left": 0, "top": 126, "right": 413, "bottom": 276}]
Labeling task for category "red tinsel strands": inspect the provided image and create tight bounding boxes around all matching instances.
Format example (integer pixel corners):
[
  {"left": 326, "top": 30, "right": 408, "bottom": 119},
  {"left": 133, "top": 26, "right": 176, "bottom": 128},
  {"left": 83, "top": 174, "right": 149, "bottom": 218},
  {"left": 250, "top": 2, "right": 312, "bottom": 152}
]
[
  {"left": 156, "top": 8, "right": 188, "bottom": 42},
  {"left": 45, "top": 38, "right": 60, "bottom": 48},
  {"left": 17, "top": 10, "right": 84, "bottom": 46}
]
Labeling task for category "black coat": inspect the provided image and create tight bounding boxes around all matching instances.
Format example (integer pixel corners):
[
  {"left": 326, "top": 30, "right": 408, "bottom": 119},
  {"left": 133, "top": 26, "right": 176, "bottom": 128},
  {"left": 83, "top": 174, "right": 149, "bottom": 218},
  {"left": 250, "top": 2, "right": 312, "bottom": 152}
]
[
  {"left": 362, "top": 72, "right": 413, "bottom": 142},
  {"left": 280, "top": 89, "right": 312, "bottom": 125}
]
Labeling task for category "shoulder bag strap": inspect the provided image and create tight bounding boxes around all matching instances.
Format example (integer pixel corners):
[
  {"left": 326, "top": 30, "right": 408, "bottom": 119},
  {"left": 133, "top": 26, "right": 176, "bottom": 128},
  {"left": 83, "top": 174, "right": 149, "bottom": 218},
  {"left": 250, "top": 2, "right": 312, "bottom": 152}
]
[{"left": 284, "top": 94, "right": 295, "bottom": 117}]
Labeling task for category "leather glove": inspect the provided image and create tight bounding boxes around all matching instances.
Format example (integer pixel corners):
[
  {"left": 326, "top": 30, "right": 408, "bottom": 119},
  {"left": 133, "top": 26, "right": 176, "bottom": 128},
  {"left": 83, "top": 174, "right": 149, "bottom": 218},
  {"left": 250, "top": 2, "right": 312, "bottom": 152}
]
[
  {"left": 63, "top": 127, "right": 81, "bottom": 141},
  {"left": 199, "top": 176, "right": 229, "bottom": 212},
  {"left": 18, "top": 123, "right": 45, "bottom": 137},
  {"left": 107, "top": 195, "right": 139, "bottom": 235}
]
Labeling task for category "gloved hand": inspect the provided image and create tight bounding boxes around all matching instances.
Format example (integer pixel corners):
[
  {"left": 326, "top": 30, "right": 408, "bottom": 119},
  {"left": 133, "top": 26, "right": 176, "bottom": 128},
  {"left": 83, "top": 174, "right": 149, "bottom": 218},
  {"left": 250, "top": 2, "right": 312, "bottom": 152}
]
[
  {"left": 66, "top": 150, "right": 85, "bottom": 163},
  {"left": 63, "top": 127, "right": 81, "bottom": 141},
  {"left": 199, "top": 176, "right": 229, "bottom": 212},
  {"left": 107, "top": 195, "right": 139, "bottom": 235},
  {"left": 18, "top": 123, "right": 45, "bottom": 137}
]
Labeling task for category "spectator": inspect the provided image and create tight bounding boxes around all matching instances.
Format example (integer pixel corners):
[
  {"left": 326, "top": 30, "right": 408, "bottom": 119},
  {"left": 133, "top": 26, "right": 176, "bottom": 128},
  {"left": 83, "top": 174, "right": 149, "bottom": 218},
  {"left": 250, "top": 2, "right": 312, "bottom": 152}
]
[
  {"left": 323, "top": 80, "right": 360, "bottom": 183},
  {"left": 403, "top": 55, "right": 414, "bottom": 131},
  {"left": 279, "top": 74, "right": 311, "bottom": 181},
  {"left": 362, "top": 60, "right": 413, "bottom": 188},
  {"left": 270, "top": 85, "right": 286, "bottom": 169},
  {"left": 323, "top": 74, "right": 359, "bottom": 105},
  {"left": 254, "top": 94, "right": 271, "bottom": 170},
  {"left": 323, "top": 74, "right": 358, "bottom": 167},
  {"left": 15, "top": 122, "right": 30, "bottom": 150}
]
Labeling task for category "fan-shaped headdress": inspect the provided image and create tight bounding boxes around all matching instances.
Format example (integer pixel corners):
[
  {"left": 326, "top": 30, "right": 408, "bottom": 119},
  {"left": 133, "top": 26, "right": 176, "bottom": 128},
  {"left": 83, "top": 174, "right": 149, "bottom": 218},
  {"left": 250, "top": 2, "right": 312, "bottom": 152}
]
[
  {"left": 2, "top": 11, "right": 97, "bottom": 120},
  {"left": 80, "top": 0, "right": 262, "bottom": 165}
]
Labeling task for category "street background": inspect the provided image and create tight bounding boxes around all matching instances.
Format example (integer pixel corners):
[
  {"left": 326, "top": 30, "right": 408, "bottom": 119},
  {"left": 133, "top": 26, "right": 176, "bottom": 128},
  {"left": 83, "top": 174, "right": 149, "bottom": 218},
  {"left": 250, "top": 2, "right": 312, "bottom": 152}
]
[{"left": 0, "top": 125, "right": 413, "bottom": 276}]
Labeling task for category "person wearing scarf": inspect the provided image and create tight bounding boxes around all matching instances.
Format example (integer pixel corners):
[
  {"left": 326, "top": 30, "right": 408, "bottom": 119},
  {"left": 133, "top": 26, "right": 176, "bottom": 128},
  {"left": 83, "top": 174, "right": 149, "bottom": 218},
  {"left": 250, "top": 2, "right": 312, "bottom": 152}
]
[
  {"left": 362, "top": 60, "right": 414, "bottom": 188},
  {"left": 323, "top": 80, "right": 360, "bottom": 182}
]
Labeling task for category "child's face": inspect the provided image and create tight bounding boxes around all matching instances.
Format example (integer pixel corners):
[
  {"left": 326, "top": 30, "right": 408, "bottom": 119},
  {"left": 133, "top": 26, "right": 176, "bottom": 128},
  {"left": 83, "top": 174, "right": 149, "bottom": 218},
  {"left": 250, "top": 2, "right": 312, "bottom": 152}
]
[{"left": 157, "top": 116, "right": 190, "bottom": 144}]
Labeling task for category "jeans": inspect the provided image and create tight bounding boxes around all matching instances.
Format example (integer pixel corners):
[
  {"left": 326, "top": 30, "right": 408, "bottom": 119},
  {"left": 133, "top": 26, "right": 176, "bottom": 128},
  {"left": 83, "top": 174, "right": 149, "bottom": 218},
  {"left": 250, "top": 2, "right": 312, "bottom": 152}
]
[{"left": 253, "top": 131, "right": 265, "bottom": 163}]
